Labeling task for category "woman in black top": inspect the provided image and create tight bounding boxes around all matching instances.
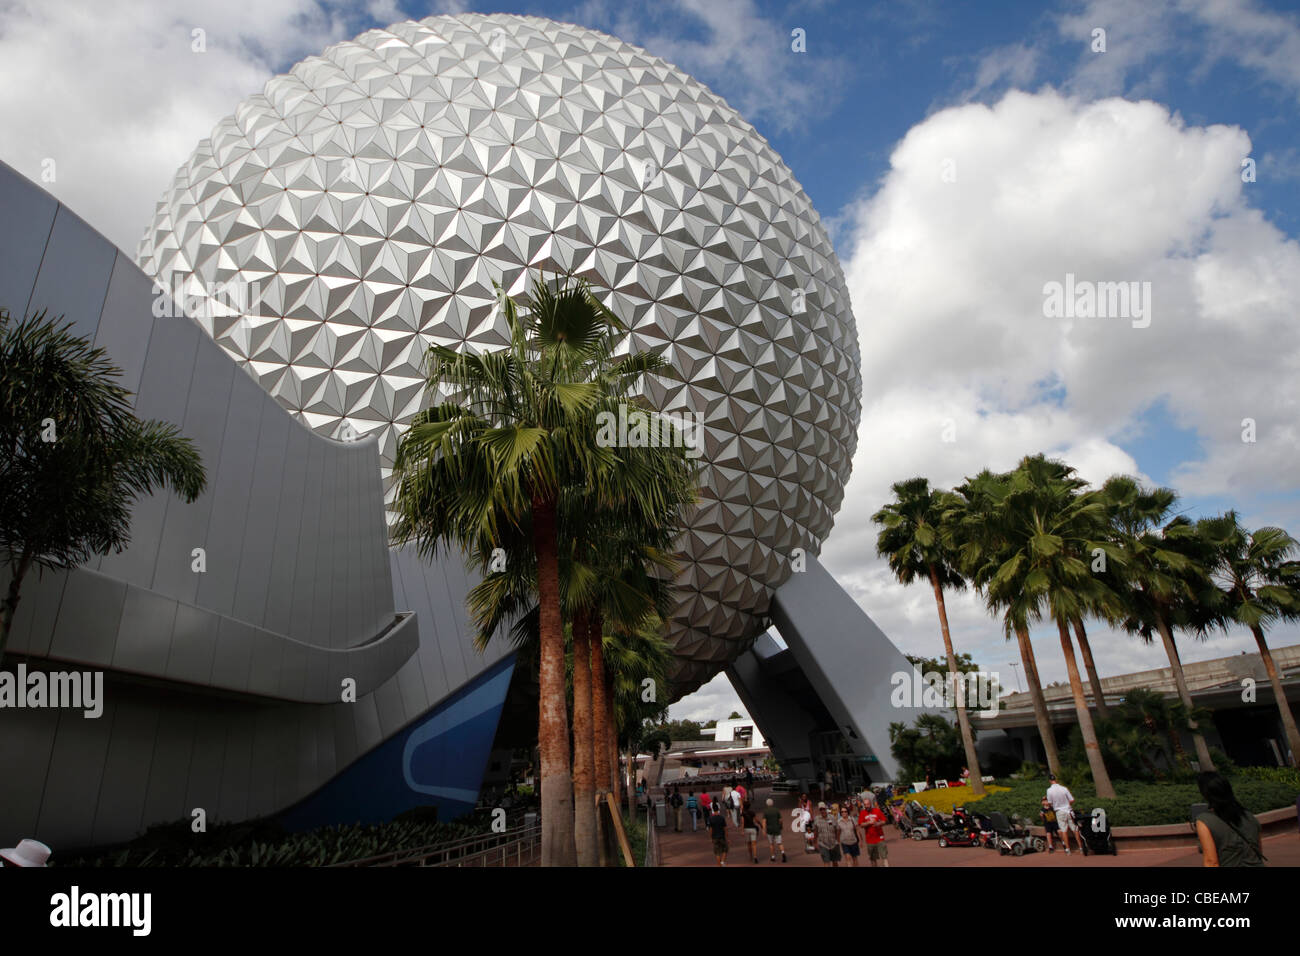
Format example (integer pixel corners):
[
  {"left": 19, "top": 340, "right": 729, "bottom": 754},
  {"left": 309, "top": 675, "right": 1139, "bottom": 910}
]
[{"left": 1195, "top": 772, "right": 1265, "bottom": 867}]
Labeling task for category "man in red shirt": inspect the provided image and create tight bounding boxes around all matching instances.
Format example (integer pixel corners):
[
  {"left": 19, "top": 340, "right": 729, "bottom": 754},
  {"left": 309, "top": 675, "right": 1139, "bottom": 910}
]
[{"left": 858, "top": 795, "right": 890, "bottom": 867}]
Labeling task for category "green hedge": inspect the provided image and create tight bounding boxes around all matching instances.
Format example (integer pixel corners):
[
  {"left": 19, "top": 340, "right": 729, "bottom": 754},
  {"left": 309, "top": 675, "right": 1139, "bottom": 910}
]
[{"left": 977, "top": 774, "right": 1299, "bottom": 828}]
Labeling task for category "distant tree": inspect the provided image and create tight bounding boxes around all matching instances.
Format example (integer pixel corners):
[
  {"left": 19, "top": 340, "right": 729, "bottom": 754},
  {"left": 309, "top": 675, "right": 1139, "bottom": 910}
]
[
  {"left": 728, "top": 711, "right": 743, "bottom": 720},
  {"left": 658, "top": 719, "right": 704, "bottom": 742},
  {"left": 906, "top": 652, "right": 980, "bottom": 675}
]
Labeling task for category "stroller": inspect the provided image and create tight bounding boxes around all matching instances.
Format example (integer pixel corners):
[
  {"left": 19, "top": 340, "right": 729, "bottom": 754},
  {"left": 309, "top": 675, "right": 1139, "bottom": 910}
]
[
  {"left": 987, "top": 810, "right": 1046, "bottom": 856},
  {"left": 1073, "top": 807, "right": 1117, "bottom": 855}
]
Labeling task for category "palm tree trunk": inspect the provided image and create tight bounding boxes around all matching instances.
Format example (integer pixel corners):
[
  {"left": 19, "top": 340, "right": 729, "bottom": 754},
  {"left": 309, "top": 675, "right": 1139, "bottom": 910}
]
[
  {"left": 1073, "top": 617, "right": 1110, "bottom": 722},
  {"left": 928, "top": 568, "right": 984, "bottom": 794},
  {"left": 571, "top": 608, "right": 599, "bottom": 867},
  {"left": 1250, "top": 624, "right": 1300, "bottom": 769},
  {"left": 1056, "top": 616, "right": 1116, "bottom": 797},
  {"left": 606, "top": 682, "right": 619, "bottom": 798},
  {"left": 1014, "top": 621, "right": 1061, "bottom": 774},
  {"left": 533, "top": 493, "right": 576, "bottom": 866},
  {"left": 589, "top": 614, "right": 613, "bottom": 864},
  {"left": 0, "top": 551, "right": 33, "bottom": 668},
  {"left": 1152, "top": 613, "right": 1215, "bottom": 771}
]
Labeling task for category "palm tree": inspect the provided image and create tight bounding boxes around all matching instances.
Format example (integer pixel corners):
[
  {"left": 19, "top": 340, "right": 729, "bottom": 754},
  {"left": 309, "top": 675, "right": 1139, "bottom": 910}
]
[
  {"left": 982, "top": 456, "right": 1120, "bottom": 797},
  {"left": 1100, "top": 476, "right": 1217, "bottom": 772},
  {"left": 1197, "top": 511, "right": 1300, "bottom": 768},
  {"left": 392, "top": 276, "right": 616, "bottom": 866},
  {"left": 1071, "top": 616, "right": 1112, "bottom": 723},
  {"left": 570, "top": 522, "right": 686, "bottom": 865},
  {"left": 607, "top": 622, "right": 673, "bottom": 814},
  {"left": 949, "top": 469, "right": 1061, "bottom": 775},
  {"left": 1, "top": 309, "right": 206, "bottom": 664},
  {"left": 874, "top": 477, "right": 985, "bottom": 794},
  {"left": 393, "top": 274, "right": 696, "bottom": 866}
]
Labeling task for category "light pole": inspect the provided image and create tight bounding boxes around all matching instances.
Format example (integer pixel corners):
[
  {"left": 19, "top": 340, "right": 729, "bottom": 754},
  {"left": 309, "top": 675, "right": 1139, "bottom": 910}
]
[{"left": 1008, "top": 662, "right": 1024, "bottom": 692}]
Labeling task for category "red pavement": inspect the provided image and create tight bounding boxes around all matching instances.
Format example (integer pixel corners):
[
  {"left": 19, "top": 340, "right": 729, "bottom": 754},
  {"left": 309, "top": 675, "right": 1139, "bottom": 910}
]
[{"left": 655, "top": 788, "right": 1300, "bottom": 868}]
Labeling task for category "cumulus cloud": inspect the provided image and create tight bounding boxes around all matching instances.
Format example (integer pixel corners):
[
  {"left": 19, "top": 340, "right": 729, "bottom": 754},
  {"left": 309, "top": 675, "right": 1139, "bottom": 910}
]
[
  {"left": 821, "top": 88, "right": 1300, "bottom": 684},
  {"left": 565, "top": 0, "right": 849, "bottom": 134},
  {"left": 0, "top": 1, "right": 388, "bottom": 253},
  {"left": 1061, "top": 0, "right": 1300, "bottom": 101}
]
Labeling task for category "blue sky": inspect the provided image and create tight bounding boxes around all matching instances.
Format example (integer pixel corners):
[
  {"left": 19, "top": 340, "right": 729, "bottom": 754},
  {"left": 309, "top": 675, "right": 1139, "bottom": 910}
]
[{"left": 1, "top": 0, "right": 1297, "bottom": 723}]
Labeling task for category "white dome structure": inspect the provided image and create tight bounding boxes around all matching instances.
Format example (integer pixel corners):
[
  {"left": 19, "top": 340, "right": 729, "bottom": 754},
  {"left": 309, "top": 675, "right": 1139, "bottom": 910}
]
[{"left": 137, "top": 13, "right": 862, "bottom": 690}]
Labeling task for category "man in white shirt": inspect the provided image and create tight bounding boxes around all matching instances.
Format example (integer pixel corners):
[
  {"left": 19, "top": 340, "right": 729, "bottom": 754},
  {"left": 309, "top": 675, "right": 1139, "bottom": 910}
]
[{"left": 1045, "top": 774, "right": 1080, "bottom": 854}]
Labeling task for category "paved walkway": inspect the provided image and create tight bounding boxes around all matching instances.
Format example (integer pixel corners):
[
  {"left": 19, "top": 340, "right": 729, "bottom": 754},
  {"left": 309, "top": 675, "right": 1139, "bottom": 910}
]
[{"left": 655, "top": 788, "right": 1300, "bottom": 867}]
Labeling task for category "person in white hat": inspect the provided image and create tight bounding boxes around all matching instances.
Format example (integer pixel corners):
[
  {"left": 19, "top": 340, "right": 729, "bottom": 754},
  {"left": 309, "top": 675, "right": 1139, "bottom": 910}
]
[{"left": 1, "top": 839, "right": 51, "bottom": 867}]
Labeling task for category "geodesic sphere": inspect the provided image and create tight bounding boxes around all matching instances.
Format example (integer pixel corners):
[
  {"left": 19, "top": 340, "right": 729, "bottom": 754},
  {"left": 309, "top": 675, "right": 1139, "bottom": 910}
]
[{"left": 136, "top": 13, "right": 862, "bottom": 692}]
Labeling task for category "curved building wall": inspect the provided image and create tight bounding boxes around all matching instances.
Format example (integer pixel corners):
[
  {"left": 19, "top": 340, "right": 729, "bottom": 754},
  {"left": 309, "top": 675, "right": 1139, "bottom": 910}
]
[{"left": 0, "top": 162, "right": 511, "bottom": 850}]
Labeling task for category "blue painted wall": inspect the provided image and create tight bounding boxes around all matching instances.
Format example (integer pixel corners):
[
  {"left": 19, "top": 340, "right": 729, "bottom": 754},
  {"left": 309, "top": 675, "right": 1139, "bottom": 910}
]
[{"left": 279, "top": 654, "right": 516, "bottom": 830}]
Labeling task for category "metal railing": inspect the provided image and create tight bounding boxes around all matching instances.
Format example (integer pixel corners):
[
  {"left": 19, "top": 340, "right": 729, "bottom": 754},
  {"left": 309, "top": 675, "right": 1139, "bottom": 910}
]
[
  {"left": 329, "top": 818, "right": 538, "bottom": 868},
  {"left": 644, "top": 805, "right": 660, "bottom": 868},
  {"left": 429, "top": 824, "right": 541, "bottom": 867}
]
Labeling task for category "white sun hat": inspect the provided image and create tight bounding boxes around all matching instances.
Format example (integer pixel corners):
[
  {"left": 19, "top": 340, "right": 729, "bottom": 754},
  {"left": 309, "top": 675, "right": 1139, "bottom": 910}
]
[{"left": 1, "top": 839, "right": 51, "bottom": 867}]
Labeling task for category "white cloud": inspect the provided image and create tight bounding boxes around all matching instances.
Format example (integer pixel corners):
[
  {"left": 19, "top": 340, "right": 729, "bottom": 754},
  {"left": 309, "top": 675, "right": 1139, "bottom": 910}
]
[
  {"left": 565, "top": 0, "right": 848, "bottom": 134},
  {"left": 1060, "top": 0, "right": 1300, "bottom": 101},
  {"left": 820, "top": 88, "right": 1300, "bottom": 684},
  {"left": 0, "top": 1, "right": 385, "bottom": 253}
]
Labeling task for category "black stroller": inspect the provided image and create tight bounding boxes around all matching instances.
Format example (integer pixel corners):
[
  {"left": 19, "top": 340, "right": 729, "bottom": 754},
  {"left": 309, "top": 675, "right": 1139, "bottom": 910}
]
[{"left": 1073, "top": 807, "right": 1117, "bottom": 855}]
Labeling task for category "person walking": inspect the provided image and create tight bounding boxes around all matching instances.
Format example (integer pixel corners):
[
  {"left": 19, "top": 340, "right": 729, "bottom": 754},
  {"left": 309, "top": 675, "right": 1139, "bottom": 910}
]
[
  {"left": 811, "top": 802, "right": 841, "bottom": 867},
  {"left": 1195, "top": 772, "right": 1266, "bottom": 867},
  {"left": 707, "top": 795, "right": 730, "bottom": 866},
  {"left": 836, "top": 804, "right": 861, "bottom": 867},
  {"left": 741, "top": 801, "right": 760, "bottom": 863},
  {"left": 686, "top": 790, "right": 700, "bottom": 831},
  {"left": 699, "top": 789, "right": 713, "bottom": 831},
  {"left": 762, "top": 797, "right": 787, "bottom": 863},
  {"left": 670, "top": 787, "right": 684, "bottom": 832},
  {"left": 1045, "top": 773, "right": 1080, "bottom": 855},
  {"left": 858, "top": 794, "right": 889, "bottom": 867}
]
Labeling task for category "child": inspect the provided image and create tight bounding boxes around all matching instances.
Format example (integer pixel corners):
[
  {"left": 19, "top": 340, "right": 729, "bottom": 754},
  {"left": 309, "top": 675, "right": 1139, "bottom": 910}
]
[{"left": 1040, "top": 796, "right": 1060, "bottom": 853}]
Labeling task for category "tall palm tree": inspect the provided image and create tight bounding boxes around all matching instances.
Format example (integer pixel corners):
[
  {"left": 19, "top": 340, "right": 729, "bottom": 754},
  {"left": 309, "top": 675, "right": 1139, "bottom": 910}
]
[
  {"left": 874, "top": 477, "right": 985, "bottom": 795},
  {"left": 1099, "top": 476, "right": 1217, "bottom": 772},
  {"left": 982, "top": 456, "right": 1120, "bottom": 797},
  {"left": 394, "top": 274, "right": 697, "bottom": 865},
  {"left": 1070, "top": 616, "right": 1112, "bottom": 723},
  {"left": 1197, "top": 511, "right": 1300, "bottom": 768},
  {"left": 1, "top": 309, "right": 206, "bottom": 664},
  {"left": 949, "top": 469, "right": 1061, "bottom": 775},
  {"left": 392, "top": 275, "right": 620, "bottom": 866}
]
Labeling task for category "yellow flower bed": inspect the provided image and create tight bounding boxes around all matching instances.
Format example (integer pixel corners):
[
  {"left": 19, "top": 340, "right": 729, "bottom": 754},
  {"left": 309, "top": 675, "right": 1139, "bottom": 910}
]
[{"left": 898, "top": 783, "right": 1009, "bottom": 813}]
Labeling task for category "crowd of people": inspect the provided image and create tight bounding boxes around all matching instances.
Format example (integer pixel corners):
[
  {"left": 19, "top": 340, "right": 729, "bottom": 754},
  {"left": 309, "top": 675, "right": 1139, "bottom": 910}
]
[{"left": 662, "top": 781, "right": 893, "bottom": 867}]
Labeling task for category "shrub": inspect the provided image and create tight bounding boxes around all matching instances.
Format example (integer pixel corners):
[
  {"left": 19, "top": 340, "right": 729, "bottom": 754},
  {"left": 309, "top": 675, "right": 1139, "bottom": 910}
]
[
  {"left": 1233, "top": 765, "right": 1300, "bottom": 788},
  {"left": 1017, "top": 761, "right": 1045, "bottom": 780},
  {"left": 60, "top": 811, "right": 494, "bottom": 867},
  {"left": 972, "top": 776, "right": 1299, "bottom": 828}
]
